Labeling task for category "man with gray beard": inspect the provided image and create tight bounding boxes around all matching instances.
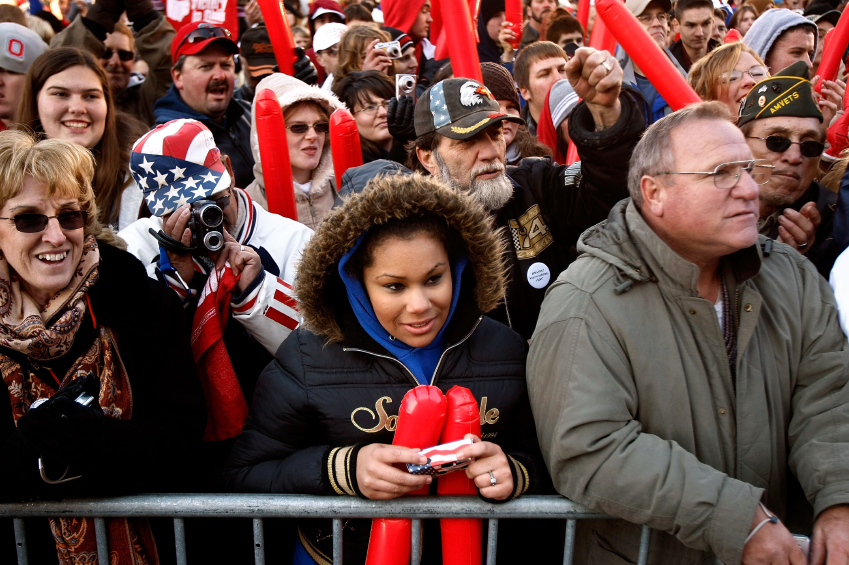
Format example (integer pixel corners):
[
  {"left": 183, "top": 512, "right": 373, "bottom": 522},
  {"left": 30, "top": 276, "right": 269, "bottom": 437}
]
[{"left": 409, "top": 47, "right": 646, "bottom": 339}]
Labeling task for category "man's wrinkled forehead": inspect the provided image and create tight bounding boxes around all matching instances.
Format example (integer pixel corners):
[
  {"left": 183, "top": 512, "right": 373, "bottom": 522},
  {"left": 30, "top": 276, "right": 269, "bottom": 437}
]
[
  {"left": 671, "top": 118, "right": 751, "bottom": 166},
  {"left": 439, "top": 122, "right": 504, "bottom": 148}
]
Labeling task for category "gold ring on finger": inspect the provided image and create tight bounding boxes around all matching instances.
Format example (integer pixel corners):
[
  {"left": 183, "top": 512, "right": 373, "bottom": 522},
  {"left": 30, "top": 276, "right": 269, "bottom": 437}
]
[{"left": 602, "top": 59, "right": 613, "bottom": 75}]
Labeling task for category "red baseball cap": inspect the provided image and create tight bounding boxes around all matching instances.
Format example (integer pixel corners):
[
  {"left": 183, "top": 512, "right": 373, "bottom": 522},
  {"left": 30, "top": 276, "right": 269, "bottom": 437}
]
[{"left": 171, "top": 22, "right": 239, "bottom": 64}]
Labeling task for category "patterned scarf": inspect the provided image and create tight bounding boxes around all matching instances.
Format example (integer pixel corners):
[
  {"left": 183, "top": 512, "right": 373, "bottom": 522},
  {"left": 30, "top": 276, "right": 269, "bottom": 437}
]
[{"left": 0, "top": 236, "right": 159, "bottom": 565}]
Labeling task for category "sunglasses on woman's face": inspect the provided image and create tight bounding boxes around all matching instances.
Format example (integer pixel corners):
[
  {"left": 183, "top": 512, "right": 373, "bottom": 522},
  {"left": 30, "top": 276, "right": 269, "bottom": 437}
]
[
  {"left": 102, "top": 48, "right": 135, "bottom": 62},
  {"left": 286, "top": 122, "right": 330, "bottom": 135},
  {"left": 0, "top": 210, "right": 88, "bottom": 233},
  {"left": 747, "top": 135, "right": 825, "bottom": 158}
]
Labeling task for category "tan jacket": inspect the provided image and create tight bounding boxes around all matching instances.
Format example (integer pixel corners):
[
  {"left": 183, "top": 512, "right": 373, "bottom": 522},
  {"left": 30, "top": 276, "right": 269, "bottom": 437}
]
[{"left": 527, "top": 200, "right": 849, "bottom": 565}]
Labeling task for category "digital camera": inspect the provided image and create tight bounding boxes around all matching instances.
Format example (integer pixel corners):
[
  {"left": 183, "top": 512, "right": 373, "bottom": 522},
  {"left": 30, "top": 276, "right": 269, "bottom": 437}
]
[
  {"left": 396, "top": 74, "right": 417, "bottom": 100},
  {"left": 188, "top": 199, "right": 225, "bottom": 252},
  {"left": 375, "top": 40, "right": 402, "bottom": 59}
]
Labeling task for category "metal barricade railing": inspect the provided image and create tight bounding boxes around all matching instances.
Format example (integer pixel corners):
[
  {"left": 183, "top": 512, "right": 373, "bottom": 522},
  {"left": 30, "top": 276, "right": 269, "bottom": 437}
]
[{"left": 0, "top": 494, "right": 652, "bottom": 565}]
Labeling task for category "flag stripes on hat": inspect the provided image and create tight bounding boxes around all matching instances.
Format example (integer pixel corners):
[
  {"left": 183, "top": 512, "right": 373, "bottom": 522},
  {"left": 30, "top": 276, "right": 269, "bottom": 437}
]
[{"left": 130, "top": 119, "right": 231, "bottom": 217}]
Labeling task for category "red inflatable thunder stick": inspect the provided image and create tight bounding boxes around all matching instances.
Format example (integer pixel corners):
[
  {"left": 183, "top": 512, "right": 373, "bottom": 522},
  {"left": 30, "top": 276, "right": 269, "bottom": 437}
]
[
  {"left": 505, "top": 0, "right": 524, "bottom": 50},
  {"left": 440, "top": 0, "right": 484, "bottom": 82},
  {"left": 256, "top": 0, "right": 296, "bottom": 75},
  {"left": 816, "top": 13, "right": 849, "bottom": 94},
  {"left": 255, "top": 89, "right": 298, "bottom": 220},
  {"left": 577, "top": 0, "right": 590, "bottom": 38},
  {"left": 566, "top": 142, "right": 580, "bottom": 166},
  {"left": 596, "top": 0, "right": 700, "bottom": 110},
  {"left": 365, "top": 386, "right": 448, "bottom": 565},
  {"left": 588, "top": 12, "right": 617, "bottom": 55},
  {"left": 438, "top": 386, "right": 483, "bottom": 565},
  {"left": 329, "top": 109, "right": 364, "bottom": 187}
]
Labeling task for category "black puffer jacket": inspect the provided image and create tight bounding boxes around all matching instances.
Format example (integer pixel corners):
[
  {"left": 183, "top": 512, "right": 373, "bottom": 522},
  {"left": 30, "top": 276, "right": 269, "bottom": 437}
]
[{"left": 224, "top": 174, "right": 553, "bottom": 564}]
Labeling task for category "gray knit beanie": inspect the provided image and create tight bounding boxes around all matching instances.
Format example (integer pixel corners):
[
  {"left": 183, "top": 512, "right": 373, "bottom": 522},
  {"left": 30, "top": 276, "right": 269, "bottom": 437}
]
[
  {"left": 549, "top": 79, "right": 579, "bottom": 130},
  {"left": 743, "top": 9, "right": 818, "bottom": 66}
]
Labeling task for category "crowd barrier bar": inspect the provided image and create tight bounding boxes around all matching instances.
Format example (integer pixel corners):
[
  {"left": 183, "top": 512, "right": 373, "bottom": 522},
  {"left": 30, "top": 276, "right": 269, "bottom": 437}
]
[{"left": 1, "top": 494, "right": 654, "bottom": 565}]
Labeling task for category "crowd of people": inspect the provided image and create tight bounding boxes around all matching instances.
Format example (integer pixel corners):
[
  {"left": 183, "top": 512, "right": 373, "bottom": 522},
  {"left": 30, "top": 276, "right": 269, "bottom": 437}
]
[{"left": 2, "top": 0, "right": 849, "bottom": 564}]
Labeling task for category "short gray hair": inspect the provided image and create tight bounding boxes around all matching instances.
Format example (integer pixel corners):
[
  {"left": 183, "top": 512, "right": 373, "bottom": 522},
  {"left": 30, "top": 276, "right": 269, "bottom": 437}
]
[{"left": 627, "top": 101, "right": 733, "bottom": 208}]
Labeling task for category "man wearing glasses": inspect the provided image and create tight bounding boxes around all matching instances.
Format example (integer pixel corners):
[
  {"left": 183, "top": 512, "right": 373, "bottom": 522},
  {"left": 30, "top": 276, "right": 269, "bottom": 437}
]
[
  {"left": 738, "top": 61, "right": 837, "bottom": 276},
  {"left": 529, "top": 100, "right": 849, "bottom": 565},
  {"left": 618, "top": 0, "right": 688, "bottom": 124}
]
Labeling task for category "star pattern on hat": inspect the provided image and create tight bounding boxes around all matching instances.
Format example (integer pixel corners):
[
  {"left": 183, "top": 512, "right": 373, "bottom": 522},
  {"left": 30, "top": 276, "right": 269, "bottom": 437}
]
[
  {"left": 430, "top": 82, "right": 451, "bottom": 129},
  {"left": 131, "top": 154, "right": 224, "bottom": 217}
]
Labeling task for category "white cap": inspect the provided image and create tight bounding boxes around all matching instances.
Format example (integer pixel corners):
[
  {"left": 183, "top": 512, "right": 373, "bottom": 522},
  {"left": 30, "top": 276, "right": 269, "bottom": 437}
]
[
  {"left": 313, "top": 22, "right": 347, "bottom": 52},
  {"left": 312, "top": 7, "right": 345, "bottom": 20},
  {"left": 0, "top": 23, "right": 47, "bottom": 74}
]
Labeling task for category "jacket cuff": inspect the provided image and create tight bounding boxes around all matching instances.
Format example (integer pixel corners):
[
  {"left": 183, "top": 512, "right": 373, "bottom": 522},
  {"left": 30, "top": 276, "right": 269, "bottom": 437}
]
[
  {"left": 231, "top": 269, "right": 264, "bottom": 305},
  {"left": 813, "top": 481, "right": 849, "bottom": 518},
  {"left": 478, "top": 455, "right": 529, "bottom": 504},
  {"left": 322, "top": 444, "right": 365, "bottom": 497},
  {"left": 568, "top": 89, "right": 639, "bottom": 149},
  {"left": 708, "top": 478, "right": 762, "bottom": 565}
]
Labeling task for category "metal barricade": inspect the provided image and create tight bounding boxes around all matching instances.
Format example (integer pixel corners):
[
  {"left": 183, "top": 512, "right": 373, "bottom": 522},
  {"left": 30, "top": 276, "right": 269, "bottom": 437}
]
[{"left": 1, "top": 494, "right": 653, "bottom": 565}]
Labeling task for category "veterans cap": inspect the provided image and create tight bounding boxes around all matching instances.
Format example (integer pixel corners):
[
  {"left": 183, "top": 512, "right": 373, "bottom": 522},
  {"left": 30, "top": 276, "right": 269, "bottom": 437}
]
[
  {"left": 415, "top": 78, "right": 524, "bottom": 140},
  {"left": 0, "top": 23, "right": 47, "bottom": 74},
  {"left": 171, "top": 21, "right": 239, "bottom": 64},
  {"left": 737, "top": 61, "right": 823, "bottom": 128},
  {"left": 240, "top": 25, "right": 276, "bottom": 79}
]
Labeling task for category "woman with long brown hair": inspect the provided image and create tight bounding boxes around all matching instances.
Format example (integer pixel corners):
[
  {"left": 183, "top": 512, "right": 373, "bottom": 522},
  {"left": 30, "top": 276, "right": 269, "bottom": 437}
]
[{"left": 15, "top": 47, "right": 145, "bottom": 231}]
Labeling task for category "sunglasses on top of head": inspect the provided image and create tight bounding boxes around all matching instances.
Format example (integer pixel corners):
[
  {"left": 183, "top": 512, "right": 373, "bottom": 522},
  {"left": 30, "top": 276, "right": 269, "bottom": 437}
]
[
  {"left": 176, "top": 24, "right": 231, "bottom": 54},
  {"left": 0, "top": 210, "right": 88, "bottom": 233}
]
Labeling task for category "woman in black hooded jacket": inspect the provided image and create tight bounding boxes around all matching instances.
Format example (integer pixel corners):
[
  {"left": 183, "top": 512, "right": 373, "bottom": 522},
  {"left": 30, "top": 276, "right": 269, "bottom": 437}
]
[{"left": 224, "top": 172, "right": 552, "bottom": 564}]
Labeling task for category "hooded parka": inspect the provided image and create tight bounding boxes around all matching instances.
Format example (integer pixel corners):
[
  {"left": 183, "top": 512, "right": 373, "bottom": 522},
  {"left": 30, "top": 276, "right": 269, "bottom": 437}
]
[
  {"left": 527, "top": 199, "right": 849, "bottom": 565},
  {"left": 224, "top": 173, "right": 551, "bottom": 564},
  {"left": 246, "top": 73, "right": 343, "bottom": 230}
]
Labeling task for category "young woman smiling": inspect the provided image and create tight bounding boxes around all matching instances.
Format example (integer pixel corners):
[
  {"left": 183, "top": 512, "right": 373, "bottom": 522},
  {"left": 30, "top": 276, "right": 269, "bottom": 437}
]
[
  {"left": 16, "top": 47, "right": 146, "bottom": 231},
  {"left": 225, "top": 172, "right": 549, "bottom": 564},
  {"left": 246, "top": 73, "right": 344, "bottom": 229},
  {"left": 689, "top": 42, "right": 769, "bottom": 118}
]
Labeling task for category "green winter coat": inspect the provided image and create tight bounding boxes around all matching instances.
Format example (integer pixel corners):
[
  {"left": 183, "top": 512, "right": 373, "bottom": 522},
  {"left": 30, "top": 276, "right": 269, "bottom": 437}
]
[{"left": 527, "top": 199, "right": 849, "bottom": 565}]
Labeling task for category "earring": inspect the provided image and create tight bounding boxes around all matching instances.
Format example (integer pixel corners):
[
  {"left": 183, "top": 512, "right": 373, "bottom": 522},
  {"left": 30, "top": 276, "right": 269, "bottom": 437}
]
[{"left": 389, "top": 334, "right": 396, "bottom": 341}]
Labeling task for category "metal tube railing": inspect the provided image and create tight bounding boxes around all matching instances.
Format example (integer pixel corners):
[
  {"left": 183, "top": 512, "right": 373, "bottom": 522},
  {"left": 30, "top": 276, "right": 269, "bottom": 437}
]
[{"left": 1, "top": 494, "right": 652, "bottom": 565}]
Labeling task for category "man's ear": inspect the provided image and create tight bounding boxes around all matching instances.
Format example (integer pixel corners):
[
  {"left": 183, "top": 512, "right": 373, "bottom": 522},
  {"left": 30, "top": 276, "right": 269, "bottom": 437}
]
[
  {"left": 672, "top": 18, "right": 680, "bottom": 34},
  {"left": 640, "top": 175, "right": 666, "bottom": 218},
  {"left": 221, "top": 154, "right": 235, "bottom": 189},
  {"left": 519, "top": 86, "right": 532, "bottom": 103},
  {"left": 416, "top": 147, "right": 439, "bottom": 176}
]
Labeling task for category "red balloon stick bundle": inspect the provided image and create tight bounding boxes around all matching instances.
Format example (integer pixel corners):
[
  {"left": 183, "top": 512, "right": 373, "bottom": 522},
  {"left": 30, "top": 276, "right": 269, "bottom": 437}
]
[
  {"left": 255, "top": 89, "right": 297, "bottom": 220},
  {"left": 816, "top": 13, "right": 849, "bottom": 93},
  {"left": 256, "top": 0, "right": 296, "bottom": 75},
  {"left": 329, "top": 109, "right": 364, "bottom": 188}
]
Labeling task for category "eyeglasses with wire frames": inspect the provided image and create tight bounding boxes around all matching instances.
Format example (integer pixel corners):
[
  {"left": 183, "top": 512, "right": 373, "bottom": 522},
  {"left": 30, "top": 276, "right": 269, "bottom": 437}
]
[
  {"left": 655, "top": 159, "right": 774, "bottom": 189},
  {"left": 720, "top": 65, "right": 769, "bottom": 84},
  {"left": 355, "top": 100, "right": 391, "bottom": 115},
  {"left": 636, "top": 12, "right": 669, "bottom": 25},
  {"left": 0, "top": 210, "right": 88, "bottom": 233},
  {"left": 175, "top": 23, "right": 231, "bottom": 55},
  {"left": 285, "top": 122, "right": 330, "bottom": 135},
  {"left": 746, "top": 135, "right": 825, "bottom": 158}
]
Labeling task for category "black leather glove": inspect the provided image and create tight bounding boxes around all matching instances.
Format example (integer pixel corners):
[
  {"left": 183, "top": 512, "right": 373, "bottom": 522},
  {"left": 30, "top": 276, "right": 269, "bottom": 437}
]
[
  {"left": 84, "top": 0, "right": 125, "bottom": 35},
  {"left": 387, "top": 96, "right": 416, "bottom": 144},
  {"left": 293, "top": 46, "right": 318, "bottom": 86},
  {"left": 18, "top": 374, "right": 104, "bottom": 463},
  {"left": 125, "top": 0, "right": 155, "bottom": 23}
]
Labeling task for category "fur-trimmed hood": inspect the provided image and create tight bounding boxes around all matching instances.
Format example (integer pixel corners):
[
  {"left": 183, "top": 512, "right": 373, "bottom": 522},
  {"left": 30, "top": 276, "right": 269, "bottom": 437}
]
[
  {"left": 247, "top": 73, "right": 344, "bottom": 200},
  {"left": 295, "top": 172, "right": 508, "bottom": 343}
]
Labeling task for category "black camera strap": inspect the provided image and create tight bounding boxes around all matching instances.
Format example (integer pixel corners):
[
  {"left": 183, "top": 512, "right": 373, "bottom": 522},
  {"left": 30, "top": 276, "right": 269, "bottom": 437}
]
[{"left": 148, "top": 228, "right": 197, "bottom": 255}]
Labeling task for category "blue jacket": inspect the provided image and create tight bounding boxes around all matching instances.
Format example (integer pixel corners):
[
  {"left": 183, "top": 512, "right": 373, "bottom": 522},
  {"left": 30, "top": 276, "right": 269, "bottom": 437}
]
[{"left": 154, "top": 85, "right": 256, "bottom": 189}]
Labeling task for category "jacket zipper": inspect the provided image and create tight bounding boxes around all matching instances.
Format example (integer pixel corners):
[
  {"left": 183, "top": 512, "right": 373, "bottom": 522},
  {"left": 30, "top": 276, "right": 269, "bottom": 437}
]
[
  {"left": 503, "top": 299, "right": 513, "bottom": 329},
  {"left": 429, "top": 316, "right": 483, "bottom": 385},
  {"left": 342, "top": 316, "right": 484, "bottom": 388}
]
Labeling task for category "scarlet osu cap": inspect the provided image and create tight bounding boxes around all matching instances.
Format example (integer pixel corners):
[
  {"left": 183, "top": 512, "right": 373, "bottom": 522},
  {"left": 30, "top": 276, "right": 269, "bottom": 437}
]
[{"left": 415, "top": 78, "right": 524, "bottom": 140}]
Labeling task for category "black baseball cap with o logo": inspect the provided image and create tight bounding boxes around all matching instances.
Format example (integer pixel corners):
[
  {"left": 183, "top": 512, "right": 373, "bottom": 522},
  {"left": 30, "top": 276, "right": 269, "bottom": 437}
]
[{"left": 0, "top": 23, "right": 47, "bottom": 74}]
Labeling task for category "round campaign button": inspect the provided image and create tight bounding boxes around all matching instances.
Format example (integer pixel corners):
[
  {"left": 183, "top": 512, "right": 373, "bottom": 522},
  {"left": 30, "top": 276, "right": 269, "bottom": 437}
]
[{"left": 527, "top": 262, "right": 551, "bottom": 289}]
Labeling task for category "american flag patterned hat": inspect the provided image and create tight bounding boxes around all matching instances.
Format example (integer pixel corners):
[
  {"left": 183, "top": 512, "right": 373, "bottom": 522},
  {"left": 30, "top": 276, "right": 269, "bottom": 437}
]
[{"left": 130, "top": 119, "right": 232, "bottom": 217}]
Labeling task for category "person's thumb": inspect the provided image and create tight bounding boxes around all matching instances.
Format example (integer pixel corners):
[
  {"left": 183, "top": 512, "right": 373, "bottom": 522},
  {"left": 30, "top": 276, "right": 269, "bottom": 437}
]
[{"left": 809, "top": 533, "right": 826, "bottom": 565}]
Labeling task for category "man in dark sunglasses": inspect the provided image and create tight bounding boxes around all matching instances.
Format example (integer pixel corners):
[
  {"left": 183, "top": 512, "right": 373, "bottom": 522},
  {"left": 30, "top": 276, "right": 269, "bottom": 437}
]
[
  {"left": 48, "top": 0, "right": 177, "bottom": 127},
  {"left": 737, "top": 60, "right": 838, "bottom": 276}
]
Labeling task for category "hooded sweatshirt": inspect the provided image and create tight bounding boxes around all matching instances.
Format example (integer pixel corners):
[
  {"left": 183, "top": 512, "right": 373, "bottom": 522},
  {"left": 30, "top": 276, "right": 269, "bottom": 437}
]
[
  {"left": 743, "top": 8, "right": 818, "bottom": 65},
  {"left": 245, "top": 73, "right": 344, "bottom": 230}
]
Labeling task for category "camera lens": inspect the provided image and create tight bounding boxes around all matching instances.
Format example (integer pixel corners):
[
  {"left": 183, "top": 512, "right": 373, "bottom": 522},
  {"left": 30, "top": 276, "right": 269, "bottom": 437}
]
[
  {"left": 204, "top": 231, "right": 224, "bottom": 252},
  {"left": 199, "top": 203, "right": 224, "bottom": 228}
]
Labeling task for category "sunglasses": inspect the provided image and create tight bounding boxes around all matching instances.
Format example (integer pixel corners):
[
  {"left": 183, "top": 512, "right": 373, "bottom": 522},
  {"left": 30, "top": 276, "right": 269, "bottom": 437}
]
[
  {"left": 286, "top": 122, "right": 330, "bottom": 135},
  {"left": 213, "top": 191, "right": 231, "bottom": 210},
  {"left": 176, "top": 24, "right": 231, "bottom": 55},
  {"left": 102, "top": 48, "right": 134, "bottom": 62},
  {"left": 747, "top": 135, "right": 825, "bottom": 158},
  {"left": 0, "top": 210, "right": 88, "bottom": 233}
]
